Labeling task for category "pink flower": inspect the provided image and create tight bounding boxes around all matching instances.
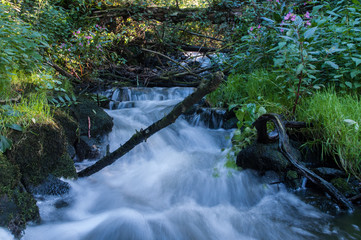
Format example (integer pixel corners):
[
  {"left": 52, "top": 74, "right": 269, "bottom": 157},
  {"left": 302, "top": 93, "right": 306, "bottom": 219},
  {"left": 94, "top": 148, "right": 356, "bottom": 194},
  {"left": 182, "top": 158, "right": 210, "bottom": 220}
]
[
  {"left": 304, "top": 11, "right": 310, "bottom": 19},
  {"left": 250, "top": 26, "right": 254, "bottom": 31},
  {"left": 76, "top": 30, "right": 80, "bottom": 34},
  {"left": 79, "top": 42, "right": 83, "bottom": 46},
  {"left": 305, "top": 21, "right": 311, "bottom": 26},
  {"left": 258, "top": 24, "right": 261, "bottom": 29},
  {"left": 276, "top": 0, "right": 279, "bottom": 2},
  {"left": 87, "top": 41, "right": 90, "bottom": 45},
  {"left": 68, "top": 48, "right": 71, "bottom": 52},
  {"left": 281, "top": 29, "right": 284, "bottom": 33},
  {"left": 85, "top": 36, "right": 93, "bottom": 40},
  {"left": 284, "top": 12, "right": 292, "bottom": 21},
  {"left": 291, "top": 15, "right": 296, "bottom": 21}
]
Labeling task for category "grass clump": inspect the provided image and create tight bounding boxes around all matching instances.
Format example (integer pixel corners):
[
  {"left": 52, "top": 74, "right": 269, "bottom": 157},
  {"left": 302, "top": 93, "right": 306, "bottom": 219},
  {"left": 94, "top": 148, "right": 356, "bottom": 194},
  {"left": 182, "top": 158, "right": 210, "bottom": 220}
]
[
  {"left": 0, "top": 93, "right": 53, "bottom": 135},
  {"left": 297, "top": 90, "right": 361, "bottom": 179}
]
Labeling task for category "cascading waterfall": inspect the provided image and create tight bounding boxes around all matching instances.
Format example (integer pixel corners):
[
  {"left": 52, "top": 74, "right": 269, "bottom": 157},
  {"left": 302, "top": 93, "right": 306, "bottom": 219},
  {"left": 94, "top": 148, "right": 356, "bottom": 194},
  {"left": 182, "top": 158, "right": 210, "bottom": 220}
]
[{"left": 16, "top": 87, "right": 359, "bottom": 240}]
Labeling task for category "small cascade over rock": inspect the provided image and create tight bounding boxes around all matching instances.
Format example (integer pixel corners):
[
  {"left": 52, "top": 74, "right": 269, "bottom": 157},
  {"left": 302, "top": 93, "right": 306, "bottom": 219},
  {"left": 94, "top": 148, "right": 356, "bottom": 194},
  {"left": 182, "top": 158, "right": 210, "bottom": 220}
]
[{"left": 21, "top": 87, "right": 360, "bottom": 240}]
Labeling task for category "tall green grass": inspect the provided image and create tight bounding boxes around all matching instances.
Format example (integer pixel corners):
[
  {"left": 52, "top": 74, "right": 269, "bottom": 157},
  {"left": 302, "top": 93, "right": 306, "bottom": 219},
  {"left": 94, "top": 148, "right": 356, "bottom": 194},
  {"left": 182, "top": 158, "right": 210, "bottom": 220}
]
[
  {"left": 207, "top": 69, "right": 291, "bottom": 113},
  {"left": 0, "top": 93, "right": 53, "bottom": 137},
  {"left": 297, "top": 90, "right": 361, "bottom": 179}
]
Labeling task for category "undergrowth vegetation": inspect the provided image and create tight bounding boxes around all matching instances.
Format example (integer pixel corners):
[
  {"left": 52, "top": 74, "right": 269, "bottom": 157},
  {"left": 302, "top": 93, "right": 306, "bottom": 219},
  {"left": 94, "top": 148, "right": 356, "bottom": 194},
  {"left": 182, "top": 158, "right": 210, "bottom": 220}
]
[
  {"left": 297, "top": 91, "right": 361, "bottom": 179},
  {"left": 208, "top": 0, "right": 361, "bottom": 178}
]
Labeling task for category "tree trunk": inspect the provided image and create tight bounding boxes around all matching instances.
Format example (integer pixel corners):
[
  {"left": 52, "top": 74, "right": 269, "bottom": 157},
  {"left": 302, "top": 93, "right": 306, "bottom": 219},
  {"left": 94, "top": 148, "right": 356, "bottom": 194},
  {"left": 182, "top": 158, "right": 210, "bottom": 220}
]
[{"left": 78, "top": 72, "right": 223, "bottom": 177}]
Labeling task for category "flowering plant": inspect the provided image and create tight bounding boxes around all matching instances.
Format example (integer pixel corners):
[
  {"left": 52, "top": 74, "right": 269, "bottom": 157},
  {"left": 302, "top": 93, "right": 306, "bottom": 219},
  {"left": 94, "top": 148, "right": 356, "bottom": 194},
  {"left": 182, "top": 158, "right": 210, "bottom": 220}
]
[{"left": 52, "top": 24, "right": 125, "bottom": 79}]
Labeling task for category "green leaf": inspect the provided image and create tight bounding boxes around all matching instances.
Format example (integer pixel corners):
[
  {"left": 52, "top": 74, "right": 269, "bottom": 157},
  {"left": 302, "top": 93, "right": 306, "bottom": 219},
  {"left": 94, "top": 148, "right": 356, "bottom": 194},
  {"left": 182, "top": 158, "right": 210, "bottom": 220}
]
[
  {"left": 304, "top": 27, "right": 317, "bottom": 39},
  {"left": 352, "top": 57, "right": 361, "bottom": 66},
  {"left": 325, "top": 61, "right": 339, "bottom": 69},
  {"left": 58, "top": 96, "right": 65, "bottom": 103},
  {"left": 351, "top": 0, "right": 361, "bottom": 6},
  {"left": 0, "top": 135, "right": 12, "bottom": 153},
  {"left": 7, "top": 124, "right": 23, "bottom": 131},
  {"left": 296, "top": 63, "right": 304, "bottom": 75},
  {"left": 326, "top": 11, "right": 341, "bottom": 17},
  {"left": 345, "top": 81, "right": 353, "bottom": 88},
  {"left": 351, "top": 70, "right": 360, "bottom": 78}
]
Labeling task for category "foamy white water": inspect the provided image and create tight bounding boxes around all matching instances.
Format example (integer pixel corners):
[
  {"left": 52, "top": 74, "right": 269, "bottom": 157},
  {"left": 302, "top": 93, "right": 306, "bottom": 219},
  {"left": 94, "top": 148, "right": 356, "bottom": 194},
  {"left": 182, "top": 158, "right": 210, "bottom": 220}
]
[{"left": 21, "top": 87, "right": 357, "bottom": 240}]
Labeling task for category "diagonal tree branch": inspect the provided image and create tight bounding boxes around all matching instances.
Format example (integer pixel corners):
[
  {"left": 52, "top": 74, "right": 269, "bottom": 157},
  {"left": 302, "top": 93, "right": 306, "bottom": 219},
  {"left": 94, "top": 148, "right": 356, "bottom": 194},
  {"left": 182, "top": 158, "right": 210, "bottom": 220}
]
[{"left": 78, "top": 71, "right": 223, "bottom": 177}]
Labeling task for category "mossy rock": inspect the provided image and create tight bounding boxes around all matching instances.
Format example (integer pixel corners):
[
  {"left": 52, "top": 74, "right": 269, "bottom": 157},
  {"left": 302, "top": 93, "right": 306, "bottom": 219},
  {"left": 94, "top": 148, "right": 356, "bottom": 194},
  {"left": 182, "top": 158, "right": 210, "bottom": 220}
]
[
  {"left": 71, "top": 99, "right": 113, "bottom": 137},
  {"left": 0, "top": 153, "right": 20, "bottom": 196},
  {"left": 0, "top": 154, "right": 39, "bottom": 238},
  {"left": 53, "top": 110, "right": 79, "bottom": 145},
  {"left": 7, "top": 123, "right": 77, "bottom": 186},
  {"left": 236, "top": 142, "right": 294, "bottom": 173}
]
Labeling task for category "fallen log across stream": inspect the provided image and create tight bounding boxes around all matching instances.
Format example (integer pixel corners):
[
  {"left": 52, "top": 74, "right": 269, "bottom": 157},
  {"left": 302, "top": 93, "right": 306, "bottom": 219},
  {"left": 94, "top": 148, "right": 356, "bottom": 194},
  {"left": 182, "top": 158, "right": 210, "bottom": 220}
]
[
  {"left": 78, "top": 71, "right": 223, "bottom": 177},
  {"left": 253, "top": 113, "right": 354, "bottom": 211}
]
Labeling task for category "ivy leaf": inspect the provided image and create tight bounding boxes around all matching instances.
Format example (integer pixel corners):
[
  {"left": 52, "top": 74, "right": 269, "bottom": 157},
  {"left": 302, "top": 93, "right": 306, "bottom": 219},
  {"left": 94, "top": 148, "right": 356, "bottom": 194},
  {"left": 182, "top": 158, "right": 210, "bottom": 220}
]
[
  {"left": 304, "top": 27, "right": 317, "bottom": 39},
  {"left": 325, "top": 61, "right": 339, "bottom": 69}
]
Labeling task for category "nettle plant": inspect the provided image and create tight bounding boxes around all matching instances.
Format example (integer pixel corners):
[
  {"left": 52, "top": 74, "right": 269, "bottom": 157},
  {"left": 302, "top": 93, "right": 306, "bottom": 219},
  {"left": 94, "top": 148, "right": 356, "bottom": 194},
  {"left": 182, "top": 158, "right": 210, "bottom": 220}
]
[
  {"left": 52, "top": 25, "right": 125, "bottom": 79},
  {"left": 270, "top": 0, "right": 361, "bottom": 113},
  {"left": 230, "top": 0, "right": 361, "bottom": 114}
]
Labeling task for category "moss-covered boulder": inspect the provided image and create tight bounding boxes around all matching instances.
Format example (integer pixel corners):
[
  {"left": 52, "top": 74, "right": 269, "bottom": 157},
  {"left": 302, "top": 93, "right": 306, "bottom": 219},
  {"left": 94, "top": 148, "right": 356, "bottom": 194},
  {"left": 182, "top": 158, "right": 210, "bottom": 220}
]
[
  {"left": 236, "top": 142, "right": 297, "bottom": 173},
  {"left": 7, "top": 123, "right": 77, "bottom": 187},
  {"left": 0, "top": 154, "right": 39, "bottom": 238},
  {"left": 71, "top": 99, "right": 113, "bottom": 137}
]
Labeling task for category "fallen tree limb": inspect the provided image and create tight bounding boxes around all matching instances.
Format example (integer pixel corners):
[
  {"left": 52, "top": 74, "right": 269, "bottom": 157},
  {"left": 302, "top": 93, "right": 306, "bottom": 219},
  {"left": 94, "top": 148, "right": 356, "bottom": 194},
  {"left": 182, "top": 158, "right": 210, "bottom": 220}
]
[
  {"left": 92, "top": 6, "right": 237, "bottom": 24},
  {"left": 253, "top": 113, "right": 354, "bottom": 211},
  {"left": 78, "top": 71, "right": 223, "bottom": 177},
  {"left": 47, "top": 61, "right": 81, "bottom": 83}
]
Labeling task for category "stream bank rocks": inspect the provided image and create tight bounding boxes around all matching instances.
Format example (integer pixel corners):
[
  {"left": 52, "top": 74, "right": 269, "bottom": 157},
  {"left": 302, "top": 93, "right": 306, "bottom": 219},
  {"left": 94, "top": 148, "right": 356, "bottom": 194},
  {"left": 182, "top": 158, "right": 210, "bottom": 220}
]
[
  {"left": 236, "top": 140, "right": 361, "bottom": 206},
  {"left": 0, "top": 98, "right": 113, "bottom": 237}
]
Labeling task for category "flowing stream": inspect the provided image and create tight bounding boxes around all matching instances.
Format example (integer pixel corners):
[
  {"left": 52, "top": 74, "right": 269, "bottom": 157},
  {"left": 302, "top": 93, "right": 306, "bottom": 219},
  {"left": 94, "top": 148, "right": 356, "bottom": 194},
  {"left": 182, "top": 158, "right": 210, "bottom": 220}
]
[{"left": 15, "top": 87, "right": 361, "bottom": 239}]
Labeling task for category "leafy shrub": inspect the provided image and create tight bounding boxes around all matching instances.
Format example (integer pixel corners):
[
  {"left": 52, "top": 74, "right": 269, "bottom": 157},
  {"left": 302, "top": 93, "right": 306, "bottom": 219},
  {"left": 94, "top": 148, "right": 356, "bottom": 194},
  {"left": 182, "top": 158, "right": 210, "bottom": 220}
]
[
  {"left": 0, "top": 3, "right": 47, "bottom": 98},
  {"left": 20, "top": 0, "right": 74, "bottom": 43}
]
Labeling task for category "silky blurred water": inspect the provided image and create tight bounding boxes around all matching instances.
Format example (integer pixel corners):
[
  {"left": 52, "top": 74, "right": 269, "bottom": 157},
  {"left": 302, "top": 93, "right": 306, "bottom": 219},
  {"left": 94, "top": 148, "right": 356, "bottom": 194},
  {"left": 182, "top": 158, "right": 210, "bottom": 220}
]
[{"left": 19, "top": 87, "right": 360, "bottom": 240}]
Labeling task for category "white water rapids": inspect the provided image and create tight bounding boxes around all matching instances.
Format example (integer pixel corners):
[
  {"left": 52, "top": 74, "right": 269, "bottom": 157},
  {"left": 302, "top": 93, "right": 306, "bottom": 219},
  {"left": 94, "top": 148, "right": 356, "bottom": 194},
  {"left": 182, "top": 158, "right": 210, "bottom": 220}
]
[{"left": 13, "top": 87, "right": 359, "bottom": 239}]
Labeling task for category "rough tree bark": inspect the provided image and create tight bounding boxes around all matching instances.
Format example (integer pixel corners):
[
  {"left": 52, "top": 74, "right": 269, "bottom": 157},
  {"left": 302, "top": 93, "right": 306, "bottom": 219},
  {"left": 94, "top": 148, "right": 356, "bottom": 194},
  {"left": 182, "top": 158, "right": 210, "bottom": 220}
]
[
  {"left": 78, "top": 71, "right": 223, "bottom": 177},
  {"left": 253, "top": 113, "right": 354, "bottom": 211}
]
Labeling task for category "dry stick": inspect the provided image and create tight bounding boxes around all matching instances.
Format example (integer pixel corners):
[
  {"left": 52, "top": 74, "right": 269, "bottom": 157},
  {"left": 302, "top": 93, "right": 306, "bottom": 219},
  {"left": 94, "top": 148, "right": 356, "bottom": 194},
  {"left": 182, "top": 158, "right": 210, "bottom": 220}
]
[
  {"left": 253, "top": 113, "right": 354, "bottom": 211},
  {"left": 174, "top": 27, "right": 226, "bottom": 42},
  {"left": 78, "top": 72, "right": 224, "bottom": 177},
  {"left": 141, "top": 48, "right": 195, "bottom": 76}
]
